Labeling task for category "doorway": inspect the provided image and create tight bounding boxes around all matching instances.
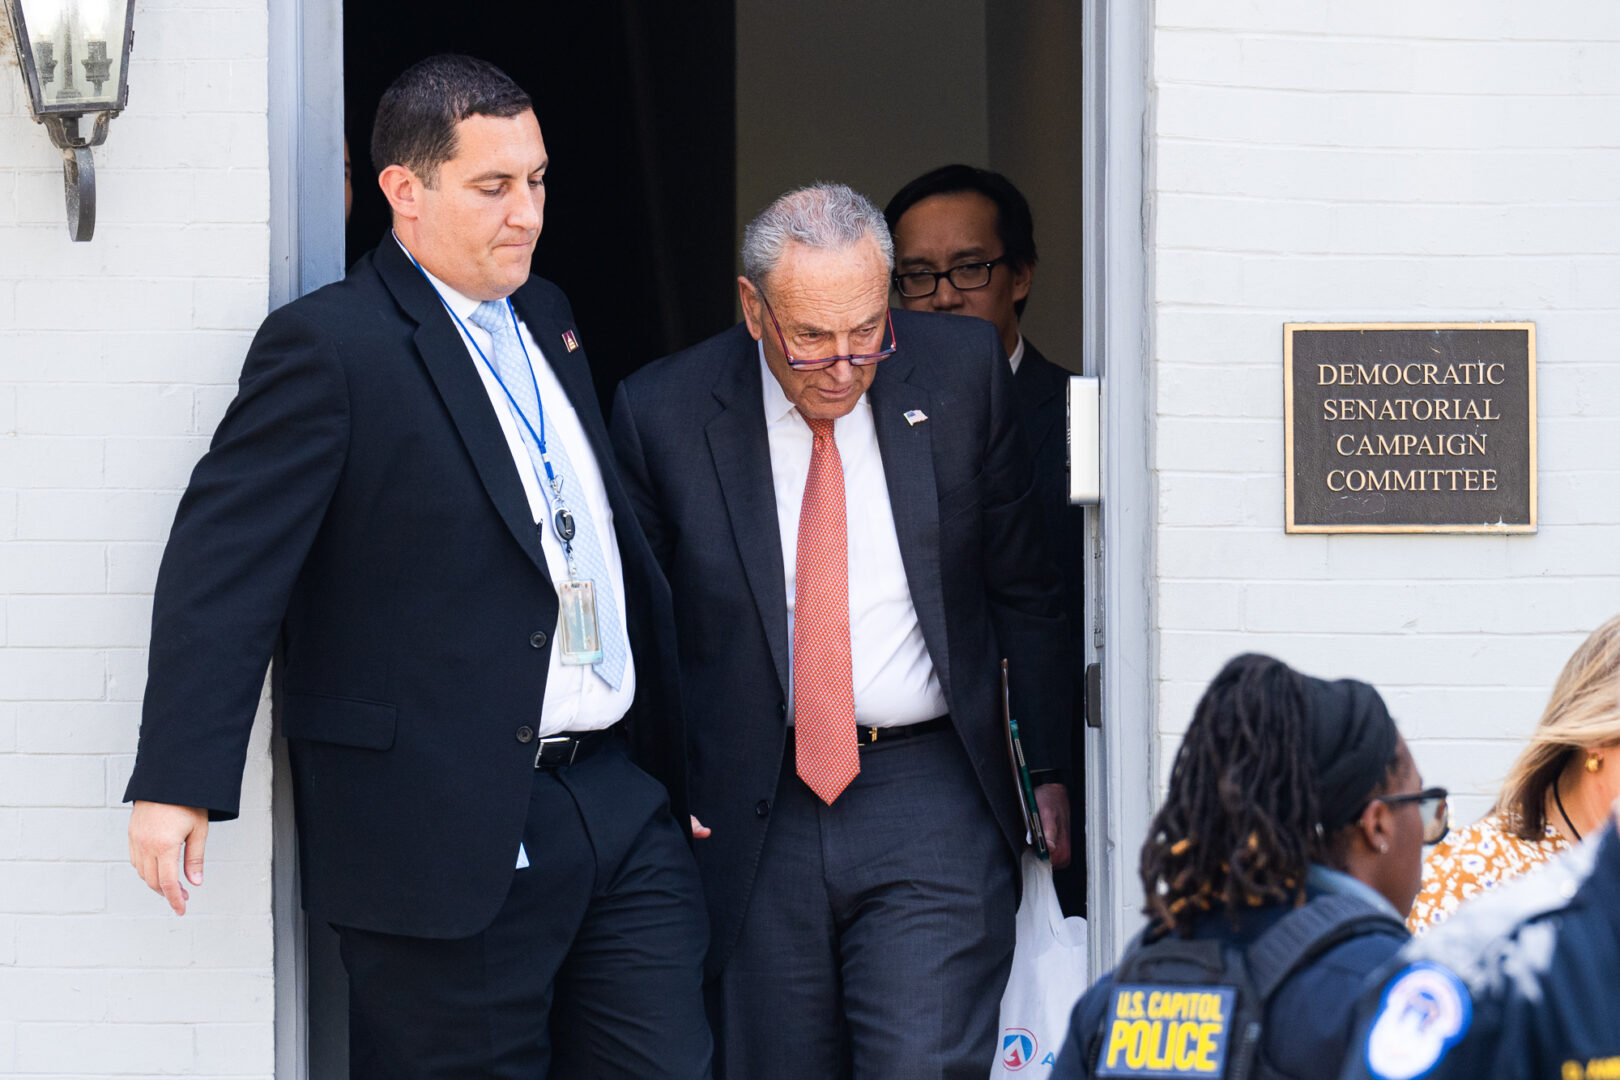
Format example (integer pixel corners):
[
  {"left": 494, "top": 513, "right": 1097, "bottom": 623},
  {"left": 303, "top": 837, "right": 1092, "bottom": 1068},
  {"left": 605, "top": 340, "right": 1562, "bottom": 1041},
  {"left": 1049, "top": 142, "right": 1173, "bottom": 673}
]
[{"left": 270, "top": 2, "right": 1150, "bottom": 1075}]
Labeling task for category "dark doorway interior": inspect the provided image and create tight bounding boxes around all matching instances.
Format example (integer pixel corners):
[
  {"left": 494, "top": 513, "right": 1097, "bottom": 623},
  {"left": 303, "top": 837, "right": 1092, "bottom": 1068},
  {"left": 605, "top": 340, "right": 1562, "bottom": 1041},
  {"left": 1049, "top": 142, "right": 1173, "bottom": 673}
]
[{"left": 343, "top": 3, "right": 738, "bottom": 407}]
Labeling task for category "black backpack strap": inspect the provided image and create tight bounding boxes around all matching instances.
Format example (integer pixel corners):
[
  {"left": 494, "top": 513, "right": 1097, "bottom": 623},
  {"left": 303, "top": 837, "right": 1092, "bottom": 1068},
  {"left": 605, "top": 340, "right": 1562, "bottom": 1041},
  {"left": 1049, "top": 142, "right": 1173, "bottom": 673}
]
[{"left": 1244, "top": 894, "right": 1407, "bottom": 1002}]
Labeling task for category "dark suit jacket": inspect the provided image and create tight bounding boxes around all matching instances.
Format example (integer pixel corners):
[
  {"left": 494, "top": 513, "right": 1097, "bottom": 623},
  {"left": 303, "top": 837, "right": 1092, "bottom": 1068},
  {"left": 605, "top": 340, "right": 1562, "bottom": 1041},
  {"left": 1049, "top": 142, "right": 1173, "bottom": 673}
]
[
  {"left": 610, "top": 311, "right": 1071, "bottom": 974},
  {"left": 124, "top": 236, "right": 687, "bottom": 940}
]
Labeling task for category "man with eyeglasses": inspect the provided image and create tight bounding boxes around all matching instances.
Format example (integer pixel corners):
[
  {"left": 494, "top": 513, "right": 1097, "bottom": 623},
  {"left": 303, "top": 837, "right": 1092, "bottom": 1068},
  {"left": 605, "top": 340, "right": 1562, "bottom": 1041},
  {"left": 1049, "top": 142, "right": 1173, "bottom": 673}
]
[
  {"left": 611, "top": 182, "right": 1072, "bottom": 1079},
  {"left": 887, "top": 165, "right": 1087, "bottom": 912}
]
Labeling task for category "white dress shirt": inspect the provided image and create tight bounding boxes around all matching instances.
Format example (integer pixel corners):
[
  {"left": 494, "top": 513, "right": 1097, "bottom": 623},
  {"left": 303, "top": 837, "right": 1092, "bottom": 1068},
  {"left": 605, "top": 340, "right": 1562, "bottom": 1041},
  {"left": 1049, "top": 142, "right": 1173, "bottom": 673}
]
[
  {"left": 760, "top": 343, "right": 948, "bottom": 728},
  {"left": 1007, "top": 334, "right": 1025, "bottom": 375},
  {"left": 409, "top": 244, "right": 635, "bottom": 736}
]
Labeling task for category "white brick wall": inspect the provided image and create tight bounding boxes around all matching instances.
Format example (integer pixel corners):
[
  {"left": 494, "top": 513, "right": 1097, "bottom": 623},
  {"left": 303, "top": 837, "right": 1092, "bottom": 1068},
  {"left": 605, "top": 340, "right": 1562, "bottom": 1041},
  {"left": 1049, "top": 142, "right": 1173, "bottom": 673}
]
[
  {"left": 1151, "top": 1, "right": 1620, "bottom": 828},
  {"left": 0, "top": 0, "right": 274, "bottom": 1076}
]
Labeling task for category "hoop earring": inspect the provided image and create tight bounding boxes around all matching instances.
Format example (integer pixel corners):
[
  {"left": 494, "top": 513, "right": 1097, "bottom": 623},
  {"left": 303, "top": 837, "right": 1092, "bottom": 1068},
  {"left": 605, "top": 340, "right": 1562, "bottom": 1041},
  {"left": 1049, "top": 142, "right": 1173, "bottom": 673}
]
[{"left": 1587, "top": 754, "right": 1603, "bottom": 774}]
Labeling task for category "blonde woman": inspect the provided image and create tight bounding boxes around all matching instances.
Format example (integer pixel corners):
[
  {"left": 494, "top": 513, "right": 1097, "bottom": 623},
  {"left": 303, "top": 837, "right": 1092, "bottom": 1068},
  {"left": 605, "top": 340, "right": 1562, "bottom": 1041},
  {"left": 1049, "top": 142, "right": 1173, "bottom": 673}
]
[{"left": 1409, "top": 614, "right": 1620, "bottom": 932}]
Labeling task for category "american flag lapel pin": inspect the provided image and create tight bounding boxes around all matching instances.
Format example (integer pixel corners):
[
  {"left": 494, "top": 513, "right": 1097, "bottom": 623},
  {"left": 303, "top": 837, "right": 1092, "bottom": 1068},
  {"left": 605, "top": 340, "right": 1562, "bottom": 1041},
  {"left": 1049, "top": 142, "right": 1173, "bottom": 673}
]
[
  {"left": 562, "top": 329, "right": 580, "bottom": 353},
  {"left": 904, "top": 409, "right": 928, "bottom": 426}
]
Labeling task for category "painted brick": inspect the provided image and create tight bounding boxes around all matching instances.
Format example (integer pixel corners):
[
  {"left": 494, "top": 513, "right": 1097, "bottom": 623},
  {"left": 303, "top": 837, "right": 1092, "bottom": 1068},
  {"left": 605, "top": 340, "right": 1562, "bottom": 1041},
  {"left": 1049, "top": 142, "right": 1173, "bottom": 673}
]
[
  {"left": 15, "top": 384, "right": 194, "bottom": 438},
  {"left": 0, "top": 330, "right": 251, "bottom": 384},
  {"left": 0, "top": 436, "right": 104, "bottom": 489},
  {"left": 190, "top": 916, "right": 274, "bottom": 970},
  {"left": 15, "top": 1022, "right": 195, "bottom": 1073},
  {"left": 0, "top": 649, "right": 104, "bottom": 701},
  {"left": 0, "top": 542, "right": 107, "bottom": 593},
  {"left": 14, "top": 807, "right": 132, "bottom": 861},
  {"left": 11, "top": 277, "right": 195, "bottom": 332},
  {"left": 192, "top": 385, "right": 240, "bottom": 434},
  {"left": 7, "top": 595, "right": 153, "bottom": 647},
  {"left": 0, "top": 703, "right": 16, "bottom": 751},
  {"left": 106, "top": 649, "right": 151, "bottom": 702},
  {"left": 103, "top": 436, "right": 211, "bottom": 491},
  {"left": 194, "top": 277, "right": 270, "bottom": 332},
  {"left": 14, "top": 916, "right": 192, "bottom": 969},
  {"left": 0, "top": 861, "right": 107, "bottom": 914},
  {"left": 194, "top": 1021, "right": 276, "bottom": 1074},
  {"left": 16, "top": 490, "right": 181, "bottom": 541},
  {"left": 105, "top": 970, "right": 273, "bottom": 1024},
  {"left": 107, "top": 543, "right": 166, "bottom": 593},
  {"left": 192, "top": 169, "right": 272, "bottom": 225},
  {"left": 0, "top": 754, "right": 109, "bottom": 807},
  {"left": 16, "top": 702, "right": 139, "bottom": 755}
]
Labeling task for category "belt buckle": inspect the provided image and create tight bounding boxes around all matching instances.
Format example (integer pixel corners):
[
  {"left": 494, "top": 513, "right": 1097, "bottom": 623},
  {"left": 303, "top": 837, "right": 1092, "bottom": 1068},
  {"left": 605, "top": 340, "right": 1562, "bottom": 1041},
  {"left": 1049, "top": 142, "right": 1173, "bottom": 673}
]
[
  {"left": 536, "top": 735, "right": 579, "bottom": 768},
  {"left": 865, "top": 727, "right": 879, "bottom": 745}
]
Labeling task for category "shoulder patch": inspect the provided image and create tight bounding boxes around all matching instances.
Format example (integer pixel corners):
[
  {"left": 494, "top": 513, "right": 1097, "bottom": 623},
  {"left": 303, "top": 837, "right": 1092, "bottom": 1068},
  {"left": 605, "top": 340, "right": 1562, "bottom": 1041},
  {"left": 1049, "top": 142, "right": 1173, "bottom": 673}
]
[{"left": 1363, "top": 962, "right": 1473, "bottom": 1080}]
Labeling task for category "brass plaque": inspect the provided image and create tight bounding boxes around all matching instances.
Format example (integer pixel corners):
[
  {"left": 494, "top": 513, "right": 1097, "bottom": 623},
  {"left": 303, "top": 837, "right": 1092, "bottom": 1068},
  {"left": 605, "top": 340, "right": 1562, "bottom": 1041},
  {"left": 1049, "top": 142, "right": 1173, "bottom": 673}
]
[{"left": 1284, "top": 323, "right": 1536, "bottom": 533}]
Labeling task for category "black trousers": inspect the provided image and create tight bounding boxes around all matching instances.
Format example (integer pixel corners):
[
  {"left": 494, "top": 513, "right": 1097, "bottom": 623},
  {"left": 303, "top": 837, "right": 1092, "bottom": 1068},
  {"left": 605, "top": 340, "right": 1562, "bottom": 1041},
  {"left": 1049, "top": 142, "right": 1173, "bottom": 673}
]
[
  {"left": 708, "top": 728, "right": 1018, "bottom": 1080},
  {"left": 336, "top": 741, "right": 712, "bottom": 1079}
]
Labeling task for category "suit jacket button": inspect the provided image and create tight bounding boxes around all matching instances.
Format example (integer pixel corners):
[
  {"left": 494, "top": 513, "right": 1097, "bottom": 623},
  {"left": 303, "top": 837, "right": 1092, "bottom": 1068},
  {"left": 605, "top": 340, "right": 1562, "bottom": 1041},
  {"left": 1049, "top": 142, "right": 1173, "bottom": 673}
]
[
  {"left": 516, "top": 726, "right": 535, "bottom": 743},
  {"left": 755, "top": 799, "right": 771, "bottom": 817},
  {"left": 530, "top": 631, "right": 548, "bottom": 649},
  {"left": 777, "top": 701, "right": 787, "bottom": 719}
]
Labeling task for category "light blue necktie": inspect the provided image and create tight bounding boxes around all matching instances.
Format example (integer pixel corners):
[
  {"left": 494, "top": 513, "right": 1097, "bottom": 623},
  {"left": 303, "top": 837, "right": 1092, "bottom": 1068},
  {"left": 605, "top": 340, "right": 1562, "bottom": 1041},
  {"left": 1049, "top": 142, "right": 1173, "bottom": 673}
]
[{"left": 468, "top": 300, "right": 627, "bottom": 690}]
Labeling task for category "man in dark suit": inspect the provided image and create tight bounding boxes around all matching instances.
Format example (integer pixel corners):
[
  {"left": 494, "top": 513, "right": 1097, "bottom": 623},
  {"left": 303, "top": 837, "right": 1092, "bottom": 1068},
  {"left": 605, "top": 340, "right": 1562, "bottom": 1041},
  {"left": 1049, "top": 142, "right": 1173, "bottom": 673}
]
[
  {"left": 886, "top": 165, "right": 1088, "bottom": 913},
  {"left": 123, "top": 55, "right": 710, "bottom": 1080},
  {"left": 611, "top": 183, "right": 1072, "bottom": 1079}
]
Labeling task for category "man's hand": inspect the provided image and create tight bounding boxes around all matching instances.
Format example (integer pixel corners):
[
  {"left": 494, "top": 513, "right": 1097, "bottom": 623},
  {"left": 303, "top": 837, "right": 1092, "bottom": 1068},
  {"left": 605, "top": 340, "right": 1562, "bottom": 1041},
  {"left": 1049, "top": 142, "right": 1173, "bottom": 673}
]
[
  {"left": 1034, "top": 783, "right": 1071, "bottom": 869},
  {"left": 128, "top": 801, "right": 209, "bottom": 915},
  {"left": 690, "top": 815, "right": 711, "bottom": 839}
]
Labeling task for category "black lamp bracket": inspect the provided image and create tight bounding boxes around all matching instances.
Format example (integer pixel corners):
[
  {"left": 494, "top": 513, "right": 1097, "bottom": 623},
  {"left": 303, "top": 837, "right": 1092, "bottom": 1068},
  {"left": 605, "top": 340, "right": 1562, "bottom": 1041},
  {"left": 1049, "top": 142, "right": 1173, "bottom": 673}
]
[{"left": 39, "top": 112, "right": 112, "bottom": 242}]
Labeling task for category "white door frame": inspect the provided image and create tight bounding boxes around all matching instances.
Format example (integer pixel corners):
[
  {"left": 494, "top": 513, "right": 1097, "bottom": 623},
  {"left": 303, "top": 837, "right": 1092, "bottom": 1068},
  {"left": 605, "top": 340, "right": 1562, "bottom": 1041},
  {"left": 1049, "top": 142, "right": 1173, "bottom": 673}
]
[
  {"left": 268, "top": 0, "right": 344, "bottom": 1077},
  {"left": 1081, "top": 0, "right": 1156, "bottom": 970}
]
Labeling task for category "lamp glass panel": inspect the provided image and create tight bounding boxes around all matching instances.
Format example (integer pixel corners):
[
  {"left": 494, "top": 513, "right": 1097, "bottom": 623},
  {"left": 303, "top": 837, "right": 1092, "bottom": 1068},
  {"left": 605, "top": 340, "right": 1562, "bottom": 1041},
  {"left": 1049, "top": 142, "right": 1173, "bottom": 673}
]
[{"left": 17, "top": 0, "right": 130, "bottom": 110}]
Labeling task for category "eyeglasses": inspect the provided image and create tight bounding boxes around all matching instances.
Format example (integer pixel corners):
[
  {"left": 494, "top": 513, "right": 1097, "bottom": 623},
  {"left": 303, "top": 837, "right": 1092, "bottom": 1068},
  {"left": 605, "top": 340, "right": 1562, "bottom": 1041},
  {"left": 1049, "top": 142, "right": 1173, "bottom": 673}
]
[
  {"left": 759, "top": 294, "right": 898, "bottom": 372},
  {"left": 892, "top": 256, "right": 1008, "bottom": 299},
  {"left": 1369, "top": 786, "right": 1450, "bottom": 845}
]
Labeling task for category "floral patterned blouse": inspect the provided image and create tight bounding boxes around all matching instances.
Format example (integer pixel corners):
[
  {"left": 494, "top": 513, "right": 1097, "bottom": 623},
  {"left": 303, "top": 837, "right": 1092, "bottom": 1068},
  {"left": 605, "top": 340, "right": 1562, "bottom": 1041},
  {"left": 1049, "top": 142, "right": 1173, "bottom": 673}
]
[{"left": 1408, "top": 811, "right": 1573, "bottom": 934}]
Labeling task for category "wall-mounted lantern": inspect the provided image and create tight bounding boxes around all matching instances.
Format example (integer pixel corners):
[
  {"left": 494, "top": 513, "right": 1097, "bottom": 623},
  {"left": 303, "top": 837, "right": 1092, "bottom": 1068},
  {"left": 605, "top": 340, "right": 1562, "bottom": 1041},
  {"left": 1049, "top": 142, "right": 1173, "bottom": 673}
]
[{"left": 4, "top": 0, "right": 136, "bottom": 241}]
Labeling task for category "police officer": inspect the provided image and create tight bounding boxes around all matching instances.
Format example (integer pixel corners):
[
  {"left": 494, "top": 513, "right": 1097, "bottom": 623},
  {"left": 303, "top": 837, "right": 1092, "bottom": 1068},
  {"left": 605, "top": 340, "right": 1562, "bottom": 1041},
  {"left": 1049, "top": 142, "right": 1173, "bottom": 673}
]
[
  {"left": 1053, "top": 653, "right": 1448, "bottom": 1079},
  {"left": 1339, "top": 805, "right": 1620, "bottom": 1080}
]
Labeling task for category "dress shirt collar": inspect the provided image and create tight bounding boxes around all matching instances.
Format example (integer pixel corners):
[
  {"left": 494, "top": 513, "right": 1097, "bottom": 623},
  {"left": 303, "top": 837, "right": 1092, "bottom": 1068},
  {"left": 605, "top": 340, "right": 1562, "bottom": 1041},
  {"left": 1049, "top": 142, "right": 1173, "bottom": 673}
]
[
  {"left": 1306, "top": 862, "right": 1404, "bottom": 922},
  {"left": 394, "top": 232, "right": 489, "bottom": 326},
  {"left": 1007, "top": 333, "right": 1026, "bottom": 375},
  {"left": 758, "top": 339, "right": 800, "bottom": 426}
]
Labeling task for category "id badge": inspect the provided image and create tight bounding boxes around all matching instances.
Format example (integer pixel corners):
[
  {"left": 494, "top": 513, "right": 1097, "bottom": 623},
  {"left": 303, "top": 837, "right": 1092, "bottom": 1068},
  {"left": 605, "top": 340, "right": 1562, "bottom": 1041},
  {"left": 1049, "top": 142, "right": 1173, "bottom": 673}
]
[{"left": 556, "top": 579, "right": 604, "bottom": 665}]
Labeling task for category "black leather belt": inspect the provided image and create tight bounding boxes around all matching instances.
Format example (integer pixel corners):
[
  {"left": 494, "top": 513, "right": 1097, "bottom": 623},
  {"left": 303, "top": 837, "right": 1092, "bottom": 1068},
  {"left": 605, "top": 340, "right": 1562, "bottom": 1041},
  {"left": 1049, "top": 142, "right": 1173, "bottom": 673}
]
[
  {"left": 533, "top": 729, "right": 610, "bottom": 769},
  {"left": 855, "top": 715, "right": 950, "bottom": 749}
]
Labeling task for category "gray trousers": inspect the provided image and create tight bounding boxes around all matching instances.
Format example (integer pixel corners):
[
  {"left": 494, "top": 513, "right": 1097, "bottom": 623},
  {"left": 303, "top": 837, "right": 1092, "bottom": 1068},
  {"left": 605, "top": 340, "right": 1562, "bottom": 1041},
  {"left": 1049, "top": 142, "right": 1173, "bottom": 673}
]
[{"left": 710, "top": 727, "right": 1018, "bottom": 1079}]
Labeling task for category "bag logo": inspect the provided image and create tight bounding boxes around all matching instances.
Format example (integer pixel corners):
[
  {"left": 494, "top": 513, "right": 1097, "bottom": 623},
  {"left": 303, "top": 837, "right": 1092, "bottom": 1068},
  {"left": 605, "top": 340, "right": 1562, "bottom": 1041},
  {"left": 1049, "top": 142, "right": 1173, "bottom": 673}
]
[
  {"left": 1000, "top": 1028, "right": 1038, "bottom": 1070},
  {"left": 1096, "top": 985, "right": 1235, "bottom": 1078}
]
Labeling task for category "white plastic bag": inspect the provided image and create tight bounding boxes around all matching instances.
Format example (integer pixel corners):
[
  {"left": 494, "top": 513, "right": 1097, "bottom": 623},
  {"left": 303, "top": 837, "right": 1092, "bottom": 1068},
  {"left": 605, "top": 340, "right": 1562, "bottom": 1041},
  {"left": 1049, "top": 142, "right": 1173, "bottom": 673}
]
[{"left": 989, "top": 851, "right": 1089, "bottom": 1077}]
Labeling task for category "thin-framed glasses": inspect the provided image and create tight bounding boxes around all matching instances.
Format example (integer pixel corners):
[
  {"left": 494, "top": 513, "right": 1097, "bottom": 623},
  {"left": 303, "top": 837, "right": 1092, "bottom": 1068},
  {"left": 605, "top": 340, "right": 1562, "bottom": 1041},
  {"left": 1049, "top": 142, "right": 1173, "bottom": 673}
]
[
  {"left": 1370, "top": 786, "right": 1450, "bottom": 845},
  {"left": 892, "top": 256, "right": 1008, "bottom": 299},
  {"left": 760, "top": 294, "right": 898, "bottom": 371}
]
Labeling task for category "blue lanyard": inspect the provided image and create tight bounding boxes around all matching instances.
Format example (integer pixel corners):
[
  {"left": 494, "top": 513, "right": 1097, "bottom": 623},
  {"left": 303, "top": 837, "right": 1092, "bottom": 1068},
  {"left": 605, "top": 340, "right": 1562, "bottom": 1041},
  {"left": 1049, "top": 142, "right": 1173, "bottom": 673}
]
[{"left": 398, "top": 239, "right": 581, "bottom": 563}]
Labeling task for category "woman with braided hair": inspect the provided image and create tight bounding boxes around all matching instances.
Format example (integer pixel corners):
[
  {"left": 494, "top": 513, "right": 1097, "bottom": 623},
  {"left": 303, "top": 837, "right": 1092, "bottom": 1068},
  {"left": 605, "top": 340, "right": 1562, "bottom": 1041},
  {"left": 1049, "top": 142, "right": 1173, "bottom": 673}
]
[{"left": 1053, "top": 653, "right": 1445, "bottom": 1080}]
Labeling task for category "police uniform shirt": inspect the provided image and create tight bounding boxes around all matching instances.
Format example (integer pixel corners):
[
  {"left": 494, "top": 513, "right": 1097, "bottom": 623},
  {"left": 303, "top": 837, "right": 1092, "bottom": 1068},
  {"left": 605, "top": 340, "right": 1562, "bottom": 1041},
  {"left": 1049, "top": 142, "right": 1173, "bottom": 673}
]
[
  {"left": 1339, "top": 821, "right": 1620, "bottom": 1080},
  {"left": 1054, "top": 880, "right": 1406, "bottom": 1079}
]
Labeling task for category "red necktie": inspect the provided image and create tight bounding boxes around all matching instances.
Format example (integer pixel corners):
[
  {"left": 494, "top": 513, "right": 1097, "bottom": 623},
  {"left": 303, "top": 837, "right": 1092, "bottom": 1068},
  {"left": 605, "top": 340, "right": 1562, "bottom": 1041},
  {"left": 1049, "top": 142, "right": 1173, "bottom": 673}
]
[{"left": 794, "top": 417, "right": 860, "bottom": 804}]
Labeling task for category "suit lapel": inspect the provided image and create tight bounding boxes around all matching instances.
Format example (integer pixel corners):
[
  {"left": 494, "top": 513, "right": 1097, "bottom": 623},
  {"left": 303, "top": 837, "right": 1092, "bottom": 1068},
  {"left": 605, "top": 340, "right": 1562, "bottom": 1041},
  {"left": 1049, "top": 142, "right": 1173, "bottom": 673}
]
[
  {"left": 1015, "top": 342, "right": 1064, "bottom": 450},
  {"left": 868, "top": 351, "right": 952, "bottom": 698},
  {"left": 706, "top": 333, "right": 791, "bottom": 697},
  {"left": 373, "top": 239, "right": 548, "bottom": 577}
]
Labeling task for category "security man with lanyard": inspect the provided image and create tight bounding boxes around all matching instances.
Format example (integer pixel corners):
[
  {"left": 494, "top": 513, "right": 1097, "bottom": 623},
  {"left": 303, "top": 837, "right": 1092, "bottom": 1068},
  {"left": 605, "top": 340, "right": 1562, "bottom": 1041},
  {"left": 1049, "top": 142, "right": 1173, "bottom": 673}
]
[
  {"left": 1054, "top": 654, "right": 1446, "bottom": 1080},
  {"left": 1338, "top": 804, "right": 1620, "bottom": 1080}
]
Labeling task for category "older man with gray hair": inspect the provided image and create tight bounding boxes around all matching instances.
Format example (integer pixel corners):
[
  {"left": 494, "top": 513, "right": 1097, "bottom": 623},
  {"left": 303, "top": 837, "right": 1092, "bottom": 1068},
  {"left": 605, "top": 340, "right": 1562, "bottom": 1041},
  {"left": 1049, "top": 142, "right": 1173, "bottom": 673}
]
[{"left": 610, "top": 182, "right": 1072, "bottom": 1078}]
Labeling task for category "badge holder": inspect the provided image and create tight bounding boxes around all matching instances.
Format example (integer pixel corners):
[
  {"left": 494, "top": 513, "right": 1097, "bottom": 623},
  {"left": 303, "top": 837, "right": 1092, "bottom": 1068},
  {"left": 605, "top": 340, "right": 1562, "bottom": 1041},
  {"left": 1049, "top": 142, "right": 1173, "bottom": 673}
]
[{"left": 556, "top": 579, "right": 604, "bottom": 665}]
